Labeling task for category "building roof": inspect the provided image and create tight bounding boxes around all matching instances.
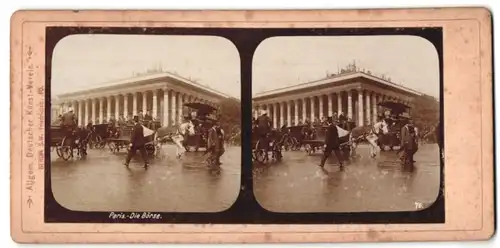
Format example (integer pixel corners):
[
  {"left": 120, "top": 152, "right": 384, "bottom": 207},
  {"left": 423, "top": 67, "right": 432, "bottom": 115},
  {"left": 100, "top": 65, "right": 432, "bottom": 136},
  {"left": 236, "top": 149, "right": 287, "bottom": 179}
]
[
  {"left": 253, "top": 71, "right": 423, "bottom": 99},
  {"left": 56, "top": 72, "right": 233, "bottom": 99}
]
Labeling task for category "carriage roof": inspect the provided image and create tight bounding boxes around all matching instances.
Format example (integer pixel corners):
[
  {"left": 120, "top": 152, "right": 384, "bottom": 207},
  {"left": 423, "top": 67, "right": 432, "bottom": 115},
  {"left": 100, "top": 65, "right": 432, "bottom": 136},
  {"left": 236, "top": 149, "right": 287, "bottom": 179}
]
[{"left": 378, "top": 101, "right": 410, "bottom": 115}]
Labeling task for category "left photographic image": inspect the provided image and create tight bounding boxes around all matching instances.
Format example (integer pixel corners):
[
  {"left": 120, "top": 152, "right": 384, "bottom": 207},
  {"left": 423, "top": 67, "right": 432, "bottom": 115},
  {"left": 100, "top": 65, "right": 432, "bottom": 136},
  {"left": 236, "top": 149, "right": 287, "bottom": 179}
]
[{"left": 49, "top": 34, "right": 241, "bottom": 212}]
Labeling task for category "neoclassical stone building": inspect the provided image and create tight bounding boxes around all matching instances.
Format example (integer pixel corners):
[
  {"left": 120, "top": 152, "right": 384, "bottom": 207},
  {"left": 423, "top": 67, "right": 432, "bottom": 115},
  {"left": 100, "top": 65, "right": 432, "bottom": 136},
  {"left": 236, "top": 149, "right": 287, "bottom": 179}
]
[
  {"left": 252, "top": 71, "right": 422, "bottom": 128},
  {"left": 52, "top": 72, "right": 231, "bottom": 127}
]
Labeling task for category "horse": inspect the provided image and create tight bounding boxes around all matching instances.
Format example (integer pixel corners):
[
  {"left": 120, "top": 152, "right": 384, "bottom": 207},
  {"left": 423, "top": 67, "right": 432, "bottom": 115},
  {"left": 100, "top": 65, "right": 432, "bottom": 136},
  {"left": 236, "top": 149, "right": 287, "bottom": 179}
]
[
  {"left": 154, "top": 120, "right": 196, "bottom": 158},
  {"left": 348, "top": 120, "right": 390, "bottom": 158}
]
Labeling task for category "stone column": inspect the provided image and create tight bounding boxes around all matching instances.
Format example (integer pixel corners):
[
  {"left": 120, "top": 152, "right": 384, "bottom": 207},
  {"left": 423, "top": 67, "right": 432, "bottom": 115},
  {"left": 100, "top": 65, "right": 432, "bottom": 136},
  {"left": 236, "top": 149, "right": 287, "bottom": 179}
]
[
  {"left": 142, "top": 91, "right": 148, "bottom": 114},
  {"left": 91, "top": 98, "right": 96, "bottom": 123},
  {"left": 318, "top": 95, "right": 324, "bottom": 119},
  {"left": 171, "top": 91, "right": 177, "bottom": 125},
  {"left": 114, "top": 95, "right": 119, "bottom": 120},
  {"left": 132, "top": 92, "right": 138, "bottom": 116},
  {"left": 302, "top": 98, "right": 307, "bottom": 122},
  {"left": 279, "top": 102, "right": 284, "bottom": 127},
  {"left": 358, "top": 90, "right": 364, "bottom": 126},
  {"left": 178, "top": 93, "right": 184, "bottom": 122},
  {"left": 347, "top": 91, "right": 353, "bottom": 119},
  {"left": 85, "top": 99, "right": 90, "bottom": 126},
  {"left": 337, "top": 92, "right": 343, "bottom": 114},
  {"left": 106, "top": 96, "right": 111, "bottom": 122},
  {"left": 152, "top": 90, "right": 158, "bottom": 120},
  {"left": 163, "top": 89, "right": 170, "bottom": 126},
  {"left": 286, "top": 100, "right": 292, "bottom": 126},
  {"left": 272, "top": 103, "right": 278, "bottom": 129},
  {"left": 294, "top": 100, "right": 299, "bottom": 125},
  {"left": 365, "top": 91, "right": 371, "bottom": 125},
  {"left": 327, "top": 94, "right": 333, "bottom": 117},
  {"left": 99, "top": 98, "right": 104, "bottom": 124},
  {"left": 78, "top": 100, "right": 83, "bottom": 126},
  {"left": 310, "top": 96, "right": 315, "bottom": 121},
  {"left": 372, "top": 93, "right": 378, "bottom": 123},
  {"left": 123, "top": 94, "right": 129, "bottom": 119}
]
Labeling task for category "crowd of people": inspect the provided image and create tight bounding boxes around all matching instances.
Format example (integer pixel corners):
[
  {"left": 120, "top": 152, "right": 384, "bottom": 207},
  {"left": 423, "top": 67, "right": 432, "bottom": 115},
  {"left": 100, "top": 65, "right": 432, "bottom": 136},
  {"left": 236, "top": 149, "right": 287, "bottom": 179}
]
[
  {"left": 252, "top": 108, "right": 423, "bottom": 168},
  {"left": 55, "top": 107, "right": 225, "bottom": 168}
]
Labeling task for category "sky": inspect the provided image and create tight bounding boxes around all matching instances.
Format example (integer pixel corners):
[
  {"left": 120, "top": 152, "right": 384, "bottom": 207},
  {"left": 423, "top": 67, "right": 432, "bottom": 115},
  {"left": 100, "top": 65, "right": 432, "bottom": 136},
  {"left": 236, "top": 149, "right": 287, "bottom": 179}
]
[
  {"left": 51, "top": 34, "right": 241, "bottom": 98},
  {"left": 253, "top": 35, "right": 440, "bottom": 98}
]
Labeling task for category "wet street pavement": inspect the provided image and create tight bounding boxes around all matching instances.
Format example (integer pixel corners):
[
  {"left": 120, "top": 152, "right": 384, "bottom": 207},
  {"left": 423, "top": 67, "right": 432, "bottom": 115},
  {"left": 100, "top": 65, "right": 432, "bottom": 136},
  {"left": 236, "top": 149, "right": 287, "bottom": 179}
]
[
  {"left": 51, "top": 144, "right": 241, "bottom": 212},
  {"left": 253, "top": 143, "right": 441, "bottom": 213}
]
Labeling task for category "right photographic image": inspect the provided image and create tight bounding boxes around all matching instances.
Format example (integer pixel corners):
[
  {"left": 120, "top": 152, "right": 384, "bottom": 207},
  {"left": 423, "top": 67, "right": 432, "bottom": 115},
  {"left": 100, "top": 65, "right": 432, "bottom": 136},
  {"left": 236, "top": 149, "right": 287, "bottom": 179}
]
[{"left": 251, "top": 35, "right": 441, "bottom": 213}]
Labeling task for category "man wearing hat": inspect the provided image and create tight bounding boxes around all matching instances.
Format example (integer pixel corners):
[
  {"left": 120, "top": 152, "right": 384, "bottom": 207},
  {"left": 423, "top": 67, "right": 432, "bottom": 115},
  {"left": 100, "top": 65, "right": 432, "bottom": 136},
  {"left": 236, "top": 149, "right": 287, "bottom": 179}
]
[
  {"left": 319, "top": 116, "right": 343, "bottom": 169},
  {"left": 124, "top": 115, "right": 149, "bottom": 169},
  {"left": 256, "top": 109, "right": 272, "bottom": 149},
  {"left": 207, "top": 119, "right": 225, "bottom": 166},
  {"left": 400, "top": 118, "right": 418, "bottom": 164},
  {"left": 61, "top": 107, "right": 77, "bottom": 137}
]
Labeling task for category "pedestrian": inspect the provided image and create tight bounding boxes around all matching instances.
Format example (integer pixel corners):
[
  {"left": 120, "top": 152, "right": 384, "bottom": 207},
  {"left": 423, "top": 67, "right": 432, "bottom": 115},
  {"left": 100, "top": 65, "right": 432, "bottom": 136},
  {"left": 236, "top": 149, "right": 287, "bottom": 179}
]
[
  {"left": 400, "top": 118, "right": 418, "bottom": 164},
  {"left": 124, "top": 116, "right": 149, "bottom": 169},
  {"left": 207, "top": 120, "right": 224, "bottom": 166},
  {"left": 319, "top": 117, "right": 344, "bottom": 169}
]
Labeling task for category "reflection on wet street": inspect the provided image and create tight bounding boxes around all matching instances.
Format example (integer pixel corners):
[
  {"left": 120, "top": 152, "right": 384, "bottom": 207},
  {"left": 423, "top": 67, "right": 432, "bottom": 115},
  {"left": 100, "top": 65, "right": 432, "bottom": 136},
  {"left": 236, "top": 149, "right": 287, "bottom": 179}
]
[
  {"left": 51, "top": 144, "right": 241, "bottom": 212},
  {"left": 253, "top": 144, "right": 440, "bottom": 212}
]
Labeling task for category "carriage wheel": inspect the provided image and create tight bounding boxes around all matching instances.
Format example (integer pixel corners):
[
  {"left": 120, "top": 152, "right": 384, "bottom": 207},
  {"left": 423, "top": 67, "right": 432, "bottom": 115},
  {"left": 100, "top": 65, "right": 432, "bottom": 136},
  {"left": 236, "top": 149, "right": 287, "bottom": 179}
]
[
  {"left": 254, "top": 149, "right": 266, "bottom": 163},
  {"left": 254, "top": 140, "right": 267, "bottom": 163},
  {"left": 59, "top": 137, "right": 72, "bottom": 161},
  {"left": 304, "top": 144, "right": 313, "bottom": 155}
]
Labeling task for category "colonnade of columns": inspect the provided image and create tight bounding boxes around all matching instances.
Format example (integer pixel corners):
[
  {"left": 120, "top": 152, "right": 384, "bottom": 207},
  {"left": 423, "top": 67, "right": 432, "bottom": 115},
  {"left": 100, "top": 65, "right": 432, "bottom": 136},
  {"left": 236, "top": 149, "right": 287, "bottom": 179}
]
[
  {"left": 253, "top": 88, "right": 412, "bottom": 128},
  {"left": 56, "top": 88, "right": 217, "bottom": 127}
]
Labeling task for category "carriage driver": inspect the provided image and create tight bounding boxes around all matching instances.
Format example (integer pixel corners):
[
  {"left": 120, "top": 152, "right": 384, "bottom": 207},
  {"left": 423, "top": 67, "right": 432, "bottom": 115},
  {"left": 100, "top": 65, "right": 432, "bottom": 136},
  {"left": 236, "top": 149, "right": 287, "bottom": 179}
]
[
  {"left": 257, "top": 109, "right": 272, "bottom": 149},
  {"left": 61, "top": 107, "right": 77, "bottom": 137}
]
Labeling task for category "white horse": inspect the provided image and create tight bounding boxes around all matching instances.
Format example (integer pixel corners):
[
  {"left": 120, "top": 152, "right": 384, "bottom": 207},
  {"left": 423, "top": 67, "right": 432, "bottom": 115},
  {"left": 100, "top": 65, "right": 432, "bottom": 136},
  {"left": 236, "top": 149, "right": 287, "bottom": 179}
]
[
  {"left": 365, "top": 120, "right": 390, "bottom": 157},
  {"left": 348, "top": 120, "right": 389, "bottom": 158},
  {"left": 154, "top": 120, "right": 196, "bottom": 159}
]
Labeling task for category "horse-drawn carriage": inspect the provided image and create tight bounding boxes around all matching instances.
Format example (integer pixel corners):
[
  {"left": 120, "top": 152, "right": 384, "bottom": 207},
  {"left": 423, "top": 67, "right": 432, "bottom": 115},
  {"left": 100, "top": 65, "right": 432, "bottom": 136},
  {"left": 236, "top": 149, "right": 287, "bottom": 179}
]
[
  {"left": 182, "top": 102, "right": 218, "bottom": 152},
  {"left": 107, "top": 124, "right": 160, "bottom": 157},
  {"left": 281, "top": 125, "right": 307, "bottom": 151},
  {"left": 376, "top": 101, "right": 412, "bottom": 151},
  {"left": 50, "top": 125, "right": 88, "bottom": 161},
  {"left": 301, "top": 124, "right": 351, "bottom": 159},
  {"left": 252, "top": 128, "right": 284, "bottom": 164},
  {"left": 87, "top": 123, "right": 109, "bottom": 149}
]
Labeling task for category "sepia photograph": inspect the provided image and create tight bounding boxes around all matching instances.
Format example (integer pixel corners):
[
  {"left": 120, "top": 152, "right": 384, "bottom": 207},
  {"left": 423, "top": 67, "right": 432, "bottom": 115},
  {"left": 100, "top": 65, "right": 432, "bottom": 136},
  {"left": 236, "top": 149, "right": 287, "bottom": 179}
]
[
  {"left": 49, "top": 34, "right": 242, "bottom": 212},
  {"left": 252, "top": 35, "right": 442, "bottom": 213}
]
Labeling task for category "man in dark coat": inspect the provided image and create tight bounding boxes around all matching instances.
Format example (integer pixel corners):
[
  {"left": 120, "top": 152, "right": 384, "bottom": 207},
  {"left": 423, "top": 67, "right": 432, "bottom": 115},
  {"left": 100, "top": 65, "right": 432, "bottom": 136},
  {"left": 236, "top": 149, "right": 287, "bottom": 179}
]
[
  {"left": 400, "top": 118, "right": 418, "bottom": 164},
  {"left": 256, "top": 110, "right": 272, "bottom": 149},
  {"left": 319, "top": 117, "right": 344, "bottom": 168},
  {"left": 124, "top": 116, "right": 149, "bottom": 168},
  {"left": 61, "top": 107, "right": 77, "bottom": 134},
  {"left": 207, "top": 120, "right": 224, "bottom": 166}
]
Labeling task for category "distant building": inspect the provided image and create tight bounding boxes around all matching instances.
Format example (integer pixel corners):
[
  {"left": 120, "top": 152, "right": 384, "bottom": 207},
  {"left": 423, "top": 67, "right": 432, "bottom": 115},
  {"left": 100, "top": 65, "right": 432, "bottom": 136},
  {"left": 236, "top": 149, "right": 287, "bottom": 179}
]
[
  {"left": 252, "top": 71, "right": 422, "bottom": 128},
  {"left": 53, "top": 72, "right": 231, "bottom": 126}
]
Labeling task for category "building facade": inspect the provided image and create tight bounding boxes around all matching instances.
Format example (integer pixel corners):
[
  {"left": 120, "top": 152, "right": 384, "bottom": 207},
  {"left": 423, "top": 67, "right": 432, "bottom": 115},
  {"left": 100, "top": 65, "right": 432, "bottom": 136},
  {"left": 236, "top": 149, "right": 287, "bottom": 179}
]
[
  {"left": 53, "top": 72, "right": 230, "bottom": 127},
  {"left": 252, "top": 71, "right": 422, "bottom": 128}
]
